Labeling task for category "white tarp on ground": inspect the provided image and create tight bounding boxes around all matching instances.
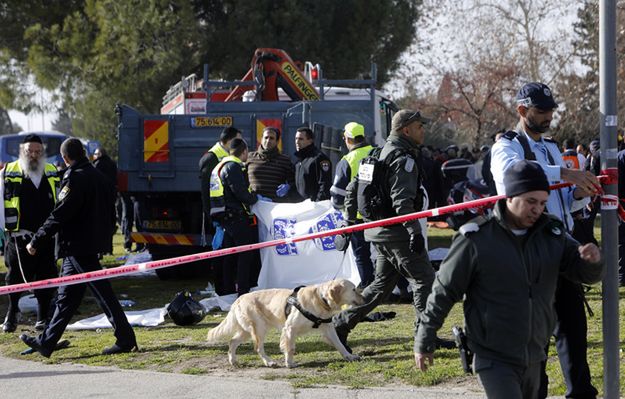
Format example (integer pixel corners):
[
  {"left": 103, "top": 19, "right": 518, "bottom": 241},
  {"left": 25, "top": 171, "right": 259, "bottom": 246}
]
[
  {"left": 67, "top": 308, "right": 168, "bottom": 330},
  {"left": 252, "top": 199, "right": 360, "bottom": 289},
  {"left": 65, "top": 294, "right": 238, "bottom": 330}
]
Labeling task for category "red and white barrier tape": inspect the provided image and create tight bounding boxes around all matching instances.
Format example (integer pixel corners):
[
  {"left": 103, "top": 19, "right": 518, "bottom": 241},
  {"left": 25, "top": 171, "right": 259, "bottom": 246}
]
[{"left": 0, "top": 175, "right": 613, "bottom": 295}]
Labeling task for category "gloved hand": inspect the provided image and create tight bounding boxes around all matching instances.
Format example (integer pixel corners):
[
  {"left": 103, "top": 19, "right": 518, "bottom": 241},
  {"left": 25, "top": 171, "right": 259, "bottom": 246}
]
[
  {"left": 409, "top": 233, "right": 425, "bottom": 253},
  {"left": 256, "top": 194, "right": 273, "bottom": 202},
  {"left": 212, "top": 222, "right": 224, "bottom": 250},
  {"left": 333, "top": 233, "right": 351, "bottom": 252},
  {"left": 275, "top": 183, "right": 290, "bottom": 198}
]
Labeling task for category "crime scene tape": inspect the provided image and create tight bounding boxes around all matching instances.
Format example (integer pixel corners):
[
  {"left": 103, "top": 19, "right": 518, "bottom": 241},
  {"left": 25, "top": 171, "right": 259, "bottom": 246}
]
[{"left": 0, "top": 175, "right": 615, "bottom": 296}]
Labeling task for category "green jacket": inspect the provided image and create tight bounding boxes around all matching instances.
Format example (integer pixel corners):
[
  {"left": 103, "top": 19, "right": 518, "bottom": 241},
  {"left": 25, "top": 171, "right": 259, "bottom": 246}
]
[
  {"left": 414, "top": 200, "right": 603, "bottom": 367},
  {"left": 361, "top": 133, "right": 423, "bottom": 242}
]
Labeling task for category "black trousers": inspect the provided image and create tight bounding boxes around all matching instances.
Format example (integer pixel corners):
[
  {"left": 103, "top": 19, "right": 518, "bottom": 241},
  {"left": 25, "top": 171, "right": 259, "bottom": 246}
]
[
  {"left": 538, "top": 225, "right": 598, "bottom": 399},
  {"left": 4, "top": 235, "right": 57, "bottom": 322},
  {"left": 119, "top": 194, "right": 134, "bottom": 250},
  {"left": 36, "top": 255, "right": 136, "bottom": 352},
  {"left": 222, "top": 217, "right": 256, "bottom": 296}
]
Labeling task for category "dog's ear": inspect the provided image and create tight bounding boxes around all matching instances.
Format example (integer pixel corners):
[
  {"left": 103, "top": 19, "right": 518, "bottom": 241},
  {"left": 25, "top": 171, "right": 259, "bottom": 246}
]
[{"left": 328, "top": 282, "right": 343, "bottom": 304}]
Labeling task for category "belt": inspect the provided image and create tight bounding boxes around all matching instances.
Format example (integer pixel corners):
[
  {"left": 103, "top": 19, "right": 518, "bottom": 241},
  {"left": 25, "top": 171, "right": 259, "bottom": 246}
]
[{"left": 8, "top": 230, "right": 34, "bottom": 239}]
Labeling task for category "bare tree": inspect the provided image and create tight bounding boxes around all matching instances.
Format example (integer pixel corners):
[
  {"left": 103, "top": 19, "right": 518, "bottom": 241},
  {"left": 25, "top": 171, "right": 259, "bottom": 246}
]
[{"left": 390, "top": 0, "right": 580, "bottom": 146}]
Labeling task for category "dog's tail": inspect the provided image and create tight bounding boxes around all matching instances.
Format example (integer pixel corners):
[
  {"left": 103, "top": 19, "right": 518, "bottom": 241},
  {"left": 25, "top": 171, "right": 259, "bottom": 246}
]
[{"left": 206, "top": 308, "right": 239, "bottom": 343}]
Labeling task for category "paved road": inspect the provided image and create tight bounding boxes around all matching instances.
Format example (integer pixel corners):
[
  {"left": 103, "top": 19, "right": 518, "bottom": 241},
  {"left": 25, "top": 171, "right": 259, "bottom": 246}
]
[{"left": 0, "top": 355, "right": 487, "bottom": 399}]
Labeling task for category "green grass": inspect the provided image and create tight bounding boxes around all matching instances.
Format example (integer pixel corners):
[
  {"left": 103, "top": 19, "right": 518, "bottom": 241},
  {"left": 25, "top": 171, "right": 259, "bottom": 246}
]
[{"left": 0, "top": 227, "right": 622, "bottom": 396}]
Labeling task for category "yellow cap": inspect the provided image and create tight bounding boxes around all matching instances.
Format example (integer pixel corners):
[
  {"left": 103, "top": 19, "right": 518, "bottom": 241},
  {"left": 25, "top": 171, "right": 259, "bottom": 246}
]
[{"left": 343, "top": 122, "right": 365, "bottom": 139}]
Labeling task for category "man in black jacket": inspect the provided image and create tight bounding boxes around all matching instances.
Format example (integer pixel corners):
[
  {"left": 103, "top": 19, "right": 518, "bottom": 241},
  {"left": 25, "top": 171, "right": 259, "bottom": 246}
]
[
  {"left": 293, "top": 126, "right": 331, "bottom": 201},
  {"left": 93, "top": 147, "right": 117, "bottom": 254},
  {"left": 20, "top": 138, "right": 137, "bottom": 357},
  {"left": 415, "top": 161, "right": 603, "bottom": 397},
  {"left": 199, "top": 127, "right": 242, "bottom": 225},
  {"left": 210, "top": 138, "right": 263, "bottom": 296}
]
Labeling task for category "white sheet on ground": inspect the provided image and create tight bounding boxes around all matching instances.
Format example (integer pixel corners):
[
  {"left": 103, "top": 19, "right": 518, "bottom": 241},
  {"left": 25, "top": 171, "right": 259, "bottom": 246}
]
[
  {"left": 66, "top": 294, "right": 238, "bottom": 330},
  {"left": 67, "top": 307, "right": 168, "bottom": 330}
]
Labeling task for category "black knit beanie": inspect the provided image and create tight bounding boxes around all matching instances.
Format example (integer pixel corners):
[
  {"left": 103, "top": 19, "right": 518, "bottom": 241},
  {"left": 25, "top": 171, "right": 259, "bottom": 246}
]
[{"left": 504, "top": 160, "right": 550, "bottom": 197}]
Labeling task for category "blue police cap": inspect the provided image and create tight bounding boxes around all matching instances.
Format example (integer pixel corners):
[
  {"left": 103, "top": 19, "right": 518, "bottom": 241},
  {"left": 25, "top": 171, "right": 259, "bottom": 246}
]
[{"left": 516, "top": 82, "right": 558, "bottom": 110}]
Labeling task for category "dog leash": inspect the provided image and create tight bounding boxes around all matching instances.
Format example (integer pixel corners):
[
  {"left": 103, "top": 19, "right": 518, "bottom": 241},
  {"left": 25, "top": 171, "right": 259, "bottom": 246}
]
[{"left": 331, "top": 245, "right": 350, "bottom": 281}]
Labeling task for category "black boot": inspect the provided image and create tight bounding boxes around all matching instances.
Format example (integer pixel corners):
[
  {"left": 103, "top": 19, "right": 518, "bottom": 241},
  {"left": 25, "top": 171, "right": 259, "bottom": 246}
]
[{"left": 2, "top": 314, "right": 17, "bottom": 333}]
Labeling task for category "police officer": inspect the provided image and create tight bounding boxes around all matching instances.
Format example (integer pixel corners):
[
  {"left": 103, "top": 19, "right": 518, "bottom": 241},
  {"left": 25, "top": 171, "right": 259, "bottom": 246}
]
[
  {"left": 414, "top": 161, "right": 603, "bottom": 398},
  {"left": 199, "top": 127, "right": 243, "bottom": 225},
  {"left": 210, "top": 138, "right": 266, "bottom": 296},
  {"left": 490, "top": 82, "right": 601, "bottom": 398},
  {"left": 334, "top": 110, "right": 448, "bottom": 352},
  {"left": 330, "top": 122, "right": 374, "bottom": 287},
  {"left": 293, "top": 126, "right": 332, "bottom": 201},
  {"left": 20, "top": 138, "right": 137, "bottom": 357},
  {"left": 0, "top": 134, "right": 59, "bottom": 333}
]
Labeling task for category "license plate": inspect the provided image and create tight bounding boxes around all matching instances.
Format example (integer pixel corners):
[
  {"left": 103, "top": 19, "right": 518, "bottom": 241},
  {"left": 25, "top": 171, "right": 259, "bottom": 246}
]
[
  {"left": 191, "top": 116, "right": 233, "bottom": 128},
  {"left": 142, "top": 220, "right": 182, "bottom": 231}
]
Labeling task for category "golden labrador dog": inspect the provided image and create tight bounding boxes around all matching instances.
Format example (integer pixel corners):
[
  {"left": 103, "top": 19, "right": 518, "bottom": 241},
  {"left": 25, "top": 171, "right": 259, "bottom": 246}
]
[{"left": 206, "top": 279, "right": 364, "bottom": 368}]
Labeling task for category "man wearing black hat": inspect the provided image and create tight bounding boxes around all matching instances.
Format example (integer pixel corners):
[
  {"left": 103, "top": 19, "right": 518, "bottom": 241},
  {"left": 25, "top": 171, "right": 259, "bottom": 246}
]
[
  {"left": 0, "top": 134, "right": 59, "bottom": 333},
  {"left": 490, "top": 82, "right": 601, "bottom": 398},
  {"left": 334, "top": 109, "right": 453, "bottom": 352},
  {"left": 415, "top": 160, "right": 603, "bottom": 398}
]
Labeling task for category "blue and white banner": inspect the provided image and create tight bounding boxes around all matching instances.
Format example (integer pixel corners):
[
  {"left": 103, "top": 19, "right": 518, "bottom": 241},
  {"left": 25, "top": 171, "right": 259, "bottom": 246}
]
[{"left": 252, "top": 200, "right": 360, "bottom": 289}]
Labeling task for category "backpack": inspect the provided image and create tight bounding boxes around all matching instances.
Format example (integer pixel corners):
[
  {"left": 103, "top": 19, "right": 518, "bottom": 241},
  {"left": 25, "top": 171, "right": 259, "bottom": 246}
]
[{"left": 356, "top": 147, "right": 421, "bottom": 221}]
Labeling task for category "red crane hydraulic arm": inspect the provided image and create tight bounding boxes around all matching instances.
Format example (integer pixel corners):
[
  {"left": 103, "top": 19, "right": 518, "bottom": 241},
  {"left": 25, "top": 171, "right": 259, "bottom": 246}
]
[{"left": 225, "top": 48, "right": 320, "bottom": 102}]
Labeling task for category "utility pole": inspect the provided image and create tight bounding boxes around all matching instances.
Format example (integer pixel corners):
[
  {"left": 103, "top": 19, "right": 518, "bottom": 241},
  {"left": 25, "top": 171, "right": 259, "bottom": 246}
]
[{"left": 599, "top": 0, "right": 619, "bottom": 397}]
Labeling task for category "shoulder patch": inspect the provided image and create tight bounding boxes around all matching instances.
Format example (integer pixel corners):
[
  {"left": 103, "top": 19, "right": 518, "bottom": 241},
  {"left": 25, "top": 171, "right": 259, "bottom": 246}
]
[
  {"left": 320, "top": 160, "right": 331, "bottom": 173},
  {"left": 543, "top": 136, "right": 557, "bottom": 144},
  {"left": 546, "top": 216, "right": 564, "bottom": 236},
  {"left": 459, "top": 222, "right": 480, "bottom": 236},
  {"left": 58, "top": 186, "right": 70, "bottom": 201},
  {"left": 404, "top": 157, "right": 415, "bottom": 172},
  {"left": 501, "top": 130, "right": 519, "bottom": 141}
]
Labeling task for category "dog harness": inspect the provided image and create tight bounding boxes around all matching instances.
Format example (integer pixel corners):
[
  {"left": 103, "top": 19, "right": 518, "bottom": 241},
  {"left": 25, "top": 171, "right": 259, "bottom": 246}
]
[{"left": 284, "top": 286, "right": 332, "bottom": 328}]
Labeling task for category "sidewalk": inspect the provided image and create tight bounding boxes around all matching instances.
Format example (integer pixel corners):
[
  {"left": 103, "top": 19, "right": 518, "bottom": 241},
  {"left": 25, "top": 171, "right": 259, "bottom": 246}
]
[{"left": 0, "top": 354, "right": 486, "bottom": 399}]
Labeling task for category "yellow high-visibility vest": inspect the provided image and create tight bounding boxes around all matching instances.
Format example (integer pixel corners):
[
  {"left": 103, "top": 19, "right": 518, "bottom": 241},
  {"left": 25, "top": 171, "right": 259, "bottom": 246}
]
[{"left": 4, "top": 161, "right": 59, "bottom": 231}]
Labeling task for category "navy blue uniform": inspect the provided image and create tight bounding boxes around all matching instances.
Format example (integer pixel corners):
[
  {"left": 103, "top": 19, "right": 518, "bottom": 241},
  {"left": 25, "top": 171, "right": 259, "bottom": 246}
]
[
  {"left": 29, "top": 158, "right": 136, "bottom": 353},
  {"left": 294, "top": 144, "right": 332, "bottom": 201}
]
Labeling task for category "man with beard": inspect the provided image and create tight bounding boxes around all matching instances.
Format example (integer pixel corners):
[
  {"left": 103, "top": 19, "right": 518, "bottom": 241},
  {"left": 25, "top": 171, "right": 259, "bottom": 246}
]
[
  {"left": 490, "top": 82, "right": 601, "bottom": 398},
  {"left": 0, "top": 134, "right": 59, "bottom": 332}
]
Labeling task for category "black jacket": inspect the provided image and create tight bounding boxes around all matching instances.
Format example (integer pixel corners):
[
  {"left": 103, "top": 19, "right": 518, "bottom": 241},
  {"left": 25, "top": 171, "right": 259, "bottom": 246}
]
[
  {"left": 415, "top": 201, "right": 603, "bottom": 366},
  {"left": 220, "top": 160, "right": 258, "bottom": 215},
  {"left": 30, "top": 158, "right": 115, "bottom": 257},
  {"left": 294, "top": 144, "right": 331, "bottom": 201},
  {"left": 93, "top": 154, "right": 117, "bottom": 190}
]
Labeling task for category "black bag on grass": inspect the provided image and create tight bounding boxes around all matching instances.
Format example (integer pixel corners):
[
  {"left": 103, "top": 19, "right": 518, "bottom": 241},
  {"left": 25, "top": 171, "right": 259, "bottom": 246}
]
[{"left": 167, "top": 291, "right": 206, "bottom": 326}]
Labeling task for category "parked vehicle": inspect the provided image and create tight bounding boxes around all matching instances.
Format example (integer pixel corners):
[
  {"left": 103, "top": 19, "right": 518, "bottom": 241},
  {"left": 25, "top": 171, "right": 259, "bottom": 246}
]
[{"left": 117, "top": 48, "right": 399, "bottom": 279}]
